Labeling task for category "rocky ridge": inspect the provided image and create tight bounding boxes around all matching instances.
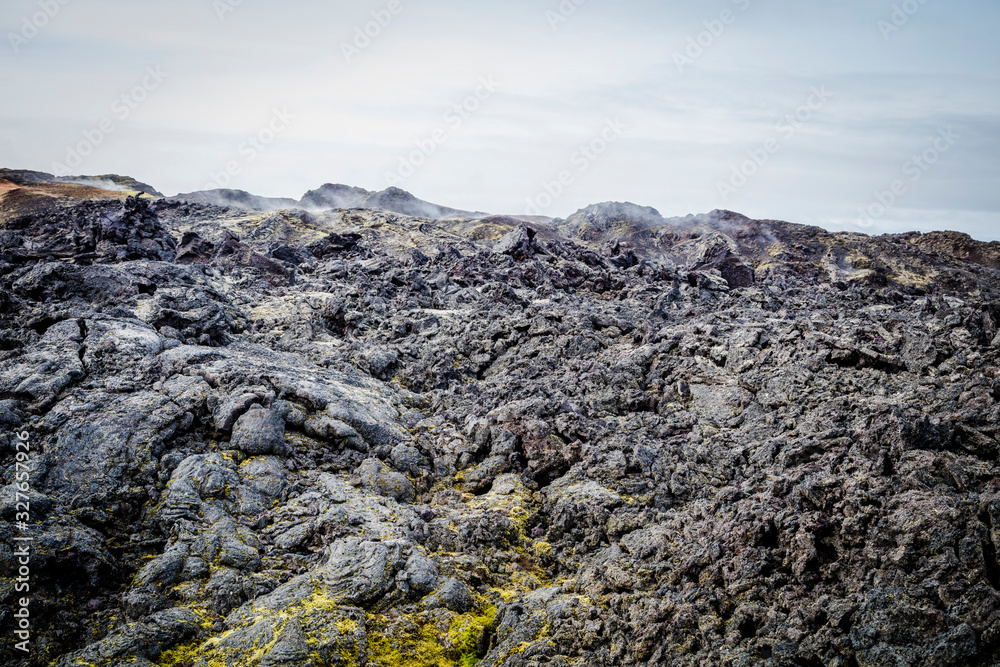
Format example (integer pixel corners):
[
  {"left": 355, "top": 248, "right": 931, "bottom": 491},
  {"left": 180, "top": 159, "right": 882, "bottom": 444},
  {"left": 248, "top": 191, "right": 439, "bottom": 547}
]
[
  {"left": 170, "top": 184, "right": 486, "bottom": 220},
  {"left": 1, "top": 170, "right": 999, "bottom": 667}
]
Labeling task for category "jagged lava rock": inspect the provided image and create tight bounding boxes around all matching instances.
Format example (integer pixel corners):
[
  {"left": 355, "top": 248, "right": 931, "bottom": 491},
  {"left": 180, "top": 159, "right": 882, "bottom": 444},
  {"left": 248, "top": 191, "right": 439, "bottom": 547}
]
[{"left": 1, "top": 172, "right": 1000, "bottom": 667}]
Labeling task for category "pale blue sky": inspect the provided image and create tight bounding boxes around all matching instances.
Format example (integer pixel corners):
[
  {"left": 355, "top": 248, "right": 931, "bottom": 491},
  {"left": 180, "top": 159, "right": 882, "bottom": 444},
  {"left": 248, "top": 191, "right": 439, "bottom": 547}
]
[{"left": 2, "top": 0, "right": 998, "bottom": 239}]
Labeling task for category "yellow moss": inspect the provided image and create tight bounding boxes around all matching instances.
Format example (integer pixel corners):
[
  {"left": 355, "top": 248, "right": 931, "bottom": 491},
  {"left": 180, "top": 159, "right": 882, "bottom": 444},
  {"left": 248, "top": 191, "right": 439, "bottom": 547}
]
[
  {"left": 506, "top": 641, "right": 533, "bottom": 657},
  {"left": 489, "top": 587, "right": 520, "bottom": 603},
  {"left": 297, "top": 588, "right": 340, "bottom": 614},
  {"left": 508, "top": 506, "right": 530, "bottom": 532},
  {"left": 336, "top": 618, "right": 359, "bottom": 634},
  {"left": 532, "top": 541, "right": 553, "bottom": 557},
  {"left": 156, "top": 607, "right": 219, "bottom": 667},
  {"left": 506, "top": 547, "right": 552, "bottom": 588},
  {"left": 449, "top": 605, "right": 497, "bottom": 667},
  {"left": 766, "top": 243, "right": 785, "bottom": 257},
  {"left": 893, "top": 268, "right": 932, "bottom": 288},
  {"left": 158, "top": 639, "right": 205, "bottom": 667},
  {"left": 366, "top": 618, "right": 452, "bottom": 667},
  {"left": 365, "top": 603, "right": 497, "bottom": 667}
]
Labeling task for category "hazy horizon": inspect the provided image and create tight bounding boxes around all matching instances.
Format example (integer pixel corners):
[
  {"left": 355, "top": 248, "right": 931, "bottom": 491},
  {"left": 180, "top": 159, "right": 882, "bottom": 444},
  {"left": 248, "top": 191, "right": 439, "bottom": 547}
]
[{"left": 2, "top": 0, "right": 998, "bottom": 240}]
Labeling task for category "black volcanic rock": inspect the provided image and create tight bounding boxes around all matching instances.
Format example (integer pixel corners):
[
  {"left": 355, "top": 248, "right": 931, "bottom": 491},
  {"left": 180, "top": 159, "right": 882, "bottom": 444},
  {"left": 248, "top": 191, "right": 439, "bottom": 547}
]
[
  {"left": 299, "top": 183, "right": 481, "bottom": 219},
  {"left": 492, "top": 225, "right": 536, "bottom": 259},
  {"left": 684, "top": 232, "right": 756, "bottom": 288},
  {"left": 213, "top": 231, "right": 294, "bottom": 286},
  {"left": 307, "top": 232, "right": 362, "bottom": 259},
  {"left": 363, "top": 186, "right": 470, "bottom": 219},
  {"left": 1, "top": 170, "right": 1000, "bottom": 667},
  {"left": 912, "top": 231, "right": 1000, "bottom": 271},
  {"left": 174, "top": 231, "right": 215, "bottom": 264},
  {"left": 61, "top": 174, "right": 165, "bottom": 197},
  {"left": 0, "top": 168, "right": 164, "bottom": 196},
  {"left": 169, "top": 188, "right": 299, "bottom": 211},
  {"left": 0, "top": 194, "right": 176, "bottom": 264},
  {"left": 560, "top": 200, "right": 669, "bottom": 241},
  {"left": 175, "top": 230, "right": 291, "bottom": 287},
  {"left": 298, "top": 183, "right": 372, "bottom": 210},
  {"left": 171, "top": 182, "right": 483, "bottom": 220},
  {"left": 0, "top": 168, "right": 59, "bottom": 185}
]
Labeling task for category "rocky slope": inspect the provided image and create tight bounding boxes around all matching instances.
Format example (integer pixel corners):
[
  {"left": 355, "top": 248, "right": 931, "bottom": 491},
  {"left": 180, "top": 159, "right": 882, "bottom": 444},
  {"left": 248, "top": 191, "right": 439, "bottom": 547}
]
[
  {"left": 169, "top": 184, "right": 486, "bottom": 220},
  {"left": 1, "top": 171, "right": 999, "bottom": 667}
]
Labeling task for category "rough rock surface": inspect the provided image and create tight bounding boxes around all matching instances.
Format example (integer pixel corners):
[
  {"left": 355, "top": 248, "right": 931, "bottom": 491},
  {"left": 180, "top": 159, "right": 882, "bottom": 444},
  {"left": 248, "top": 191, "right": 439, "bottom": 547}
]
[{"left": 1, "top": 171, "right": 1000, "bottom": 667}]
